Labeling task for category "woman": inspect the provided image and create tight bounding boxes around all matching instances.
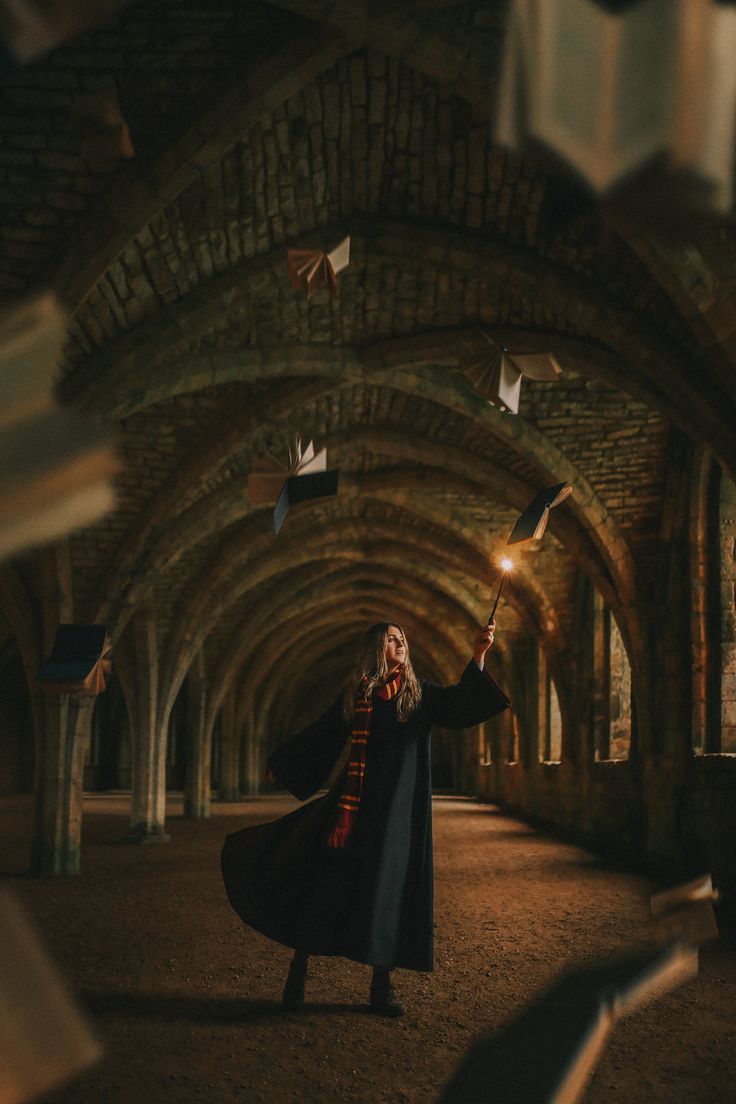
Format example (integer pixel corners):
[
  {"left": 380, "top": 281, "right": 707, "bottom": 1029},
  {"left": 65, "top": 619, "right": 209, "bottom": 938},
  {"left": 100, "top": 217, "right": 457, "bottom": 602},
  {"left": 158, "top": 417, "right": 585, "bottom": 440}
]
[{"left": 221, "top": 620, "right": 509, "bottom": 1016}]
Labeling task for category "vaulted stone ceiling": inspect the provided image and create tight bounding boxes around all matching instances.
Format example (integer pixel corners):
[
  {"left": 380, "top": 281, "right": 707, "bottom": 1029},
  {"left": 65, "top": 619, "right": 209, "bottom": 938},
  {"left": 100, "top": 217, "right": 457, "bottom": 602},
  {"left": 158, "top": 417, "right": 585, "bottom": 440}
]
[{"left": 2, "top": 0, "right": 735, "bottom": 741}]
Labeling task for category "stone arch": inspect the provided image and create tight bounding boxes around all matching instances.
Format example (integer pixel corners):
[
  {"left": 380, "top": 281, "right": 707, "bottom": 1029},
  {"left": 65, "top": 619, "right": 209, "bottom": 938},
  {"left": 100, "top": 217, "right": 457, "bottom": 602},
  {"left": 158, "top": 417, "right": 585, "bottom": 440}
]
[
  {"left": 65, "top": 219, "right": 731, "bottom": 472},
  {"left": 155, "top": 514, "right": 538, "bottom": 736},
  {"left": 241, "top": 588, "right": 469, "bottom": 713},
  {"left": 50, "top": 29, "right": 348, "bottom": 313},
  {"left": 93, "top": 379, "right": 638, "bottom": 639},
  {"left": 203, "top": 559, "right": 490, "bottom": 730}
]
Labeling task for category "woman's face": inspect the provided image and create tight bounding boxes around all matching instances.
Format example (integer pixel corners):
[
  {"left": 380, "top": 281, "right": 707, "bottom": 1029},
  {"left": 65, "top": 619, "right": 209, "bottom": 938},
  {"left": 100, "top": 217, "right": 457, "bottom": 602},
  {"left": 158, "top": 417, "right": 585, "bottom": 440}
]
[{"left": 384, "top": 625, "right": 406, "bottom": 669}]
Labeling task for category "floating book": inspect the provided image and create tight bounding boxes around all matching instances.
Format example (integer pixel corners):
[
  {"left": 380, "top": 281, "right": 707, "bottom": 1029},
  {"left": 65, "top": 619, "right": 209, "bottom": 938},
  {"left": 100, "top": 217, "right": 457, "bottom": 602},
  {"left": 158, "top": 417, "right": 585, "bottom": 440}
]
[
  {"left": 39, "top": 625, "right": 111, "bottom": 695},
  {"left": 463, "top": 332, "right": 560, "bottom": 415},
  {"left": 651, "top": 873, "right": 720, "bottom": 946},
  {"left": 0, "top": 293, "right": 117, "bottom": 559},
  {"left": 0, "top": 886, "right": 100, "bottom": 1104},
  {"left": 508, "top": 482, "right": 572, "bottom": 544},
  {"left": 72, "top": 91, "right": 135, "bottom": 161},
  {"left": 248, "top": 438, "right": 339, "bottom": 535},
  {"left": 287, "top": 236, "right": 350, "bottom": 298},
  {"left": 439, "top": 941, "right": 698, "bottom": 1104},
  {"left": 495, "top": 0, "right": 736, "bottom": 212},
  {"left": 273, "top": 469, "right": 339, "bottom": 536},
  {"left": 0, "top": 0, "right": 130, "bottom": 71}
]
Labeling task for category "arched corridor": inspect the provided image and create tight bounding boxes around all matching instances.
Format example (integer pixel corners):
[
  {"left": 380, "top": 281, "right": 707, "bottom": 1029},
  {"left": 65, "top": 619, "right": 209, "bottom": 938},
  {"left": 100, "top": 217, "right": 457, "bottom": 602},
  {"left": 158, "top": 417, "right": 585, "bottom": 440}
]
[
  {"left": 2, "top": 3, "right": 736, "bottom": 1100},
  {"left": 2, "top": 792, "right": 733, "bottom": 1104}
]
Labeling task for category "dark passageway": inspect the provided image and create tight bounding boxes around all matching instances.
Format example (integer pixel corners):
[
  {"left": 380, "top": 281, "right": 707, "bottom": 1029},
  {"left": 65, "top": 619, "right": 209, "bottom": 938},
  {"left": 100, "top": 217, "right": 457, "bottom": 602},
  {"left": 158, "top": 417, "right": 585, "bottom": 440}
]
[{"left": 3, "top": 792, "right": 733, "bottom": 1104}]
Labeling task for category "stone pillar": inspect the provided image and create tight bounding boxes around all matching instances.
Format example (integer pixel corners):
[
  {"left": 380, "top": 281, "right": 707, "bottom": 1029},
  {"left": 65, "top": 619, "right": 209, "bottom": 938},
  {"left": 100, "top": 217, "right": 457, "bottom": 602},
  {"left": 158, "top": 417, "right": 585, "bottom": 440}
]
[
  {"left": 217, "top": 689, "right": 240, "bottom": 801},
  {"left": 129, "top": 600, "right": 169, "bottom": 842},
  {"left": 240, "top": 704, "right": 261, "bottom": 796},
  {"left": 183, "top": 653, "right": 210, "bottom": 818},
  {"left": 30, "top": 694, "right": 94, "bottom": 876}
]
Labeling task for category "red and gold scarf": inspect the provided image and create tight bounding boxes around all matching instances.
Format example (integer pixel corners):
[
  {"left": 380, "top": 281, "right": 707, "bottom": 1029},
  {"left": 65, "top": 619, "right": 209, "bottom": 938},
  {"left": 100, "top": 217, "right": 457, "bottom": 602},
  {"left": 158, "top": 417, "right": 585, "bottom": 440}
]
[{"left": 327, "top": 669, "right": 402, "bottom": 849}]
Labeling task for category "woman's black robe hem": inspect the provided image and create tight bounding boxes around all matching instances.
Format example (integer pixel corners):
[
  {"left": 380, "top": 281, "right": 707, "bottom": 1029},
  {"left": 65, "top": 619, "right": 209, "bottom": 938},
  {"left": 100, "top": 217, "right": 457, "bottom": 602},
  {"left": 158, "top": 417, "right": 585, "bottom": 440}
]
[{"left": 221, "top": 661, "right": 510, "bottom": 972}]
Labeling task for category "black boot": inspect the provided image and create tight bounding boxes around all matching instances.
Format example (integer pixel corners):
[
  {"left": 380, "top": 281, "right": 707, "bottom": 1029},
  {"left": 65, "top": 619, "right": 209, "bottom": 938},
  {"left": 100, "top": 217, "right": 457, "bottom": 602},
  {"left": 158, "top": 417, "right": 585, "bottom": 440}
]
[
  {"left": 369, "top": 968, "right": 406, "bottom": 1017},
  {"left": 282, "top": 952, "right": 308, "bottom": 1011}
]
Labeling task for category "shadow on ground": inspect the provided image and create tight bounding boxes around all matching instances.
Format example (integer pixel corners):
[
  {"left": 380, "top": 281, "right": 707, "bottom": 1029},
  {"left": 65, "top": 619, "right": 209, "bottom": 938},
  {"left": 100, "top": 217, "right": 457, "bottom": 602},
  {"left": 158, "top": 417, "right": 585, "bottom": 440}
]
[{"left": 79, "top": 989, "right": 377, "bottom": 1024}]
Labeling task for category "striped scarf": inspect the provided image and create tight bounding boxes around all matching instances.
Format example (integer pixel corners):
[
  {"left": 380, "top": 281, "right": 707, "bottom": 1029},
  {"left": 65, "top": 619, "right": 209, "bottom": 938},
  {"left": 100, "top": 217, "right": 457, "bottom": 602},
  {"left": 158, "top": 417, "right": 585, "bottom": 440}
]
[{"left": 327, "top": 669, "right": 402, "bottom": 849}]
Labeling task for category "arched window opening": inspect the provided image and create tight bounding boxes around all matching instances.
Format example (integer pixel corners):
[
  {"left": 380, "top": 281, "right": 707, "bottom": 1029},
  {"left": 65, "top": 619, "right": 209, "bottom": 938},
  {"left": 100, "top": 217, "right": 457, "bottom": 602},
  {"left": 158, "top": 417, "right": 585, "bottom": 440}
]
[
  {"left": 480, "top": 719, "right": 493, "bottom": 767},
  {"left": 547, "top": 676, "right": 563, "bottom": 762},
  {"left": 608, "top": 612, "right": 632, "bottom": 760},
  {"left": 593, "top": 591, "right": 631, "bottom": 761},
  {"left": 538, "top": 645, "right": 562, "bottom": 763},
  {"left": 702, "top": 465, "right": 736, "bottom": 754},
  {"left": 508, "top": 712, "right": 520, "bottom": 764}
]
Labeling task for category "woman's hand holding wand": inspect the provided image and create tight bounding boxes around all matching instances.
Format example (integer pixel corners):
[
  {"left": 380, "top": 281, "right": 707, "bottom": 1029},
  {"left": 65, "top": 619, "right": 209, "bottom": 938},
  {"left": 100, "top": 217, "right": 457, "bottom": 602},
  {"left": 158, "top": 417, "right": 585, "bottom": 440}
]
[{"left": 473, "top": 620, "right": 496, "bottom": 666}]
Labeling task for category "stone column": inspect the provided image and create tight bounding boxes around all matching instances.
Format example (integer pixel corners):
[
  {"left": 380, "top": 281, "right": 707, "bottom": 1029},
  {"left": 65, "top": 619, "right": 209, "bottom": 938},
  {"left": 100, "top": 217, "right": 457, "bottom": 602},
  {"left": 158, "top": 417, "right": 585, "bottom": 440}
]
[
  {"left": 183, "top": 653, "right": 210, "bottom": 818},
  {"left": 217, "top": 688, "right": 240, "bottom": 801},
  {"left": 30, "top": 694, "right": 94, "bottom": 876},
  {"left": 240, "top": 703, "right": 261, "bottom": 796},
  {"left": 129, "top": 600, "right": 169, "bottom": 842},
  {"left": 29, "top": 539, "right": 96, "bottom": 876}
]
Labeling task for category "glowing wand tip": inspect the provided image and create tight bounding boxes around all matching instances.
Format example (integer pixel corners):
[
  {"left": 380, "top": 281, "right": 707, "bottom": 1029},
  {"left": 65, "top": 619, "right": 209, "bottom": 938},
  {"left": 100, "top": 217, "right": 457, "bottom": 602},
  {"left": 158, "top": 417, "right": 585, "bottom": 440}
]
[{"left": 489, "top": 559, "right": 513, "bottom": 623}]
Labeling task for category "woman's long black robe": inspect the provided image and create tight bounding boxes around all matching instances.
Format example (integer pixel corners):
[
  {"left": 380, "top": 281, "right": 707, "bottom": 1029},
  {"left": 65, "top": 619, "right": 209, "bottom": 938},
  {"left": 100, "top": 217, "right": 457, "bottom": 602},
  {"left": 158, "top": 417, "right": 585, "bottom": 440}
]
[{"left": 221, "top": 661, "right": 510, "bottom": 972}]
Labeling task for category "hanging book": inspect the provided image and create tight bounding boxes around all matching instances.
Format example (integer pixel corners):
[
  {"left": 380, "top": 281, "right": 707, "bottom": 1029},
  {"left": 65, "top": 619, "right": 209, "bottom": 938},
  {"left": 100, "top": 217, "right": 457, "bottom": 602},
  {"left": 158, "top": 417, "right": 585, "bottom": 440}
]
[
  {"left": 72, "top": 91, "right": 135, "bottom": 161},
  {"left": 508, "top": 482, "right": 572, "bottom": 545},
  {"left": 0, "top": 293, "right": 117, "bottom": 559},
  {"left": 650, "top": 874, "right": 720, "bottom": 946},
  {"left": 287, "top": 236, "right": 350, "bottom": 298},
  {"left": 248, "top": 438, "right": 339, "bottom": 535},
  {"left": 463, "top": 332, "right": 561, "bottom": 414},
  {"left": 495, "top": 0, "right": 736, "bottom": 212},
  {"left": 39, "top": 625, "right": 111, "bottom": 695}
]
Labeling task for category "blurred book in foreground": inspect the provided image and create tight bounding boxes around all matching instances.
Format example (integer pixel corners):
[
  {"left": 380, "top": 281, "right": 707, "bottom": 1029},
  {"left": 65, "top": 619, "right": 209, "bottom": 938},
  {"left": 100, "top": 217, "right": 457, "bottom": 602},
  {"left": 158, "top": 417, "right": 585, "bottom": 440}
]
[
  {"left": 0, "top": 294, "right": 117, "bottom": 559},
  {"left": 0, "top": 886, "right": 100, "bottom": 1104},
  {"left": 439, "top": 940, "right": 698, "bottom": 1104},
  {"left": 0, "top": 0, "right": 132, "bottom": 70},
  {"left": 651, "top": 873, "right": 720, "bottom": 945},
  {"left": 496, "top": 0, "right": 736, "bottom": 214}
]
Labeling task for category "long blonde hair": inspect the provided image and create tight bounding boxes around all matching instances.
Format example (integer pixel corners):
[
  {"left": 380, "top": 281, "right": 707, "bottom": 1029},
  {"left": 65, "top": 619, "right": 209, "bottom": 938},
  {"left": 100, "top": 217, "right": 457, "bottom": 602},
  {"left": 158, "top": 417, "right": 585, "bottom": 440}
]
[{"left": 344, "top": 622, "right": 422, "bottom": 723}]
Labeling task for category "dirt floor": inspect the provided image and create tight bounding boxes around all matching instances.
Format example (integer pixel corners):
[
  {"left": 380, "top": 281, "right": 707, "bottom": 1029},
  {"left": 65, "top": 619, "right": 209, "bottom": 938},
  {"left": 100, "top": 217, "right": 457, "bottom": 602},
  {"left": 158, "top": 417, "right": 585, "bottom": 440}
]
[{"left": 2, "top": 792, "right": 735, "bottom": 1104}]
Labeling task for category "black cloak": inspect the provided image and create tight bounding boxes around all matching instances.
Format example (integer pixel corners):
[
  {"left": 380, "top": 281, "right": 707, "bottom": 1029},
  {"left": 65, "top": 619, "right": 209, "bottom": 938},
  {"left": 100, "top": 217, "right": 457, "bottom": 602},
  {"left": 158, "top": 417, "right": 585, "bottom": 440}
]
[{"left": 221, "top": 660, "right": 510, "bottom": 972}]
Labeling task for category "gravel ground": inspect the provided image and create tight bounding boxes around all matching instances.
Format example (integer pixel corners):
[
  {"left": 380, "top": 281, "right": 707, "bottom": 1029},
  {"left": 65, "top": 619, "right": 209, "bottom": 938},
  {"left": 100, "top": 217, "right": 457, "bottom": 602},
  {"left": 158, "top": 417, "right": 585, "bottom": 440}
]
[{"left": 2, "top": 792, "right": 735, "bottom": 1104}]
